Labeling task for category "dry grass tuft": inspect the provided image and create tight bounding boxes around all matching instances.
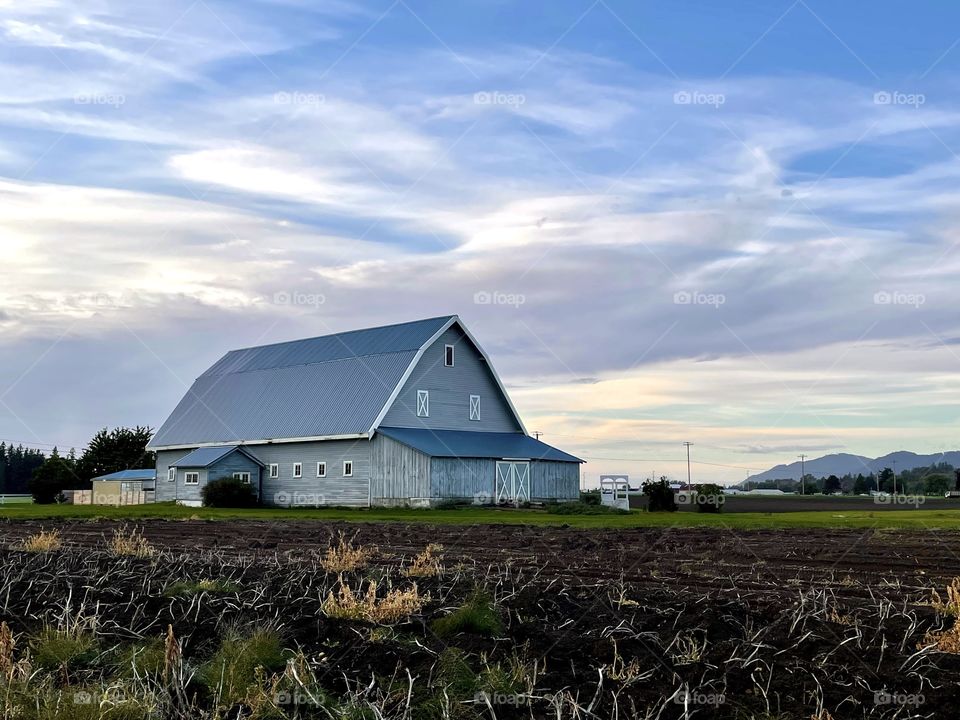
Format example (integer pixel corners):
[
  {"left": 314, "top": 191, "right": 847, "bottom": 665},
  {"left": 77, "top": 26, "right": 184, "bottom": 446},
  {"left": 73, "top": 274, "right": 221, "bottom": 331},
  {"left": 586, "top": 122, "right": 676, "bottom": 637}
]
[
  {"left": 323, "top": 580, "right": 427, "bottom": 623},
  {"left": 929, "top": 577, "right": 960, "bottom": 615},
  {"left": 403, "top": 543, "right": 444, "bottom": 578},
  {"left": 108, "top": 527, "right": 155, "bottom": 558},
  {"left": 921, "top": 617, "right": 960, "bottom": 653},
  {"left": 18, "top": 529, "right": 62, "bottom": 553},
  {"left": 320, "top": 534, "right": 376, "bottom": 573}
]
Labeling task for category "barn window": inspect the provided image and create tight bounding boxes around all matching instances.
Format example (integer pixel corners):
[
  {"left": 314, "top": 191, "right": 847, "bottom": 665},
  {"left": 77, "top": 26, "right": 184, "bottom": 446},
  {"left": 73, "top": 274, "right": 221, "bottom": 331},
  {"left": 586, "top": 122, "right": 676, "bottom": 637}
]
[
  {"left": 167, "top": 467, "right": 175, "bottom": 482},
  {"left": 269, "top": 464, "right": 279, "bottom": 479},
  {"left": 469, "top": 394, "right": 480, "bottom": 421},
  {"left": 417, "top": 390, "right": 429, "bottom": 417},
  {"left": 293, "top": 462, "right": 302, "bottom": 478},
  {"left": 444, "top": 344, "right": 455, "bottom": 367},
  {"left": 184, "top": 472, "right": 199, "bottom": 485},
  {"left": 343, "top": 461, "right": 353, "bottom": 477},
  {"left": 233, "top": 472, "right": 251, "bottom": 484},
  {"left": 316, "top": 462, "right": 326, "bottom": 478}
]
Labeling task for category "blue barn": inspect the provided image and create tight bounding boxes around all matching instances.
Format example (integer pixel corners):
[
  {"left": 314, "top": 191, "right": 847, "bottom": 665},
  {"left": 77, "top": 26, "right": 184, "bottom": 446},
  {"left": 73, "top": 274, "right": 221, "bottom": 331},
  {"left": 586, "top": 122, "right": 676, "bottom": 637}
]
[{"left": 148, "top": 316, "right": 581, "bottom": 507}]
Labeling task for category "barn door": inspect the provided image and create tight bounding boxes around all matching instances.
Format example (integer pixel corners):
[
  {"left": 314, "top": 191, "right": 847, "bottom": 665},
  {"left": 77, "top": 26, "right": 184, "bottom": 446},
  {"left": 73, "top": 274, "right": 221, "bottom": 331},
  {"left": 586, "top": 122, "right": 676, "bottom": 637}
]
[{"left": 495, "top": 461, "right": 530, "bottom": 504}]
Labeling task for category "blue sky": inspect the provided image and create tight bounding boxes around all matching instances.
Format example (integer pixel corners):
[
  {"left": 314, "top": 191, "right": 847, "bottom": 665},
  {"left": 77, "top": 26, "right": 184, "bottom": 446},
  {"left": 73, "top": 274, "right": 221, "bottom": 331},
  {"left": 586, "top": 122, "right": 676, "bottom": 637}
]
[{"left": 3, "top": 0, "right": 960, "bottom": 483}]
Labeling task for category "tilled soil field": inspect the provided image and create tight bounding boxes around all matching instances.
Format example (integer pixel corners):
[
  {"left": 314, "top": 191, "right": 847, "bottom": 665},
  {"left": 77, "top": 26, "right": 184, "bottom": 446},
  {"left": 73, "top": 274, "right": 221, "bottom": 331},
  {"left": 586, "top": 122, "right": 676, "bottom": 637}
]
[{"left": 1, "top": 518, "right": 959, "bottom": 719}]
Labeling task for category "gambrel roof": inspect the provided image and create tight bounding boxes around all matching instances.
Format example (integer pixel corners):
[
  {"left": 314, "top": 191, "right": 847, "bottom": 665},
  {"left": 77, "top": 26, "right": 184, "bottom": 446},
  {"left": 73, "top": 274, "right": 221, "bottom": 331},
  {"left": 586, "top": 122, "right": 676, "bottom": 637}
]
[{"left": 148, "top": 315, "right": 525, "bottom": 450}]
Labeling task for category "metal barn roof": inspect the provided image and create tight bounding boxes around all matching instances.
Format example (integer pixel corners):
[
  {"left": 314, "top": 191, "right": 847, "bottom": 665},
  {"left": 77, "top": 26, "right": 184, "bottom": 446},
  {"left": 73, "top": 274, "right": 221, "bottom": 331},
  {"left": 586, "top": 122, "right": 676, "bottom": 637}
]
[
  {"left": 149, "top": 316, "right": 456, "bottom": 449},
  {"left": 92, "top": 469, "right": 157, "bottom": 482},
  {"left": 170, "top": 445, "right": 264, "bottom": 468},
  {"left": 377, "top": 427, "right": 583, "bottom": 463}
]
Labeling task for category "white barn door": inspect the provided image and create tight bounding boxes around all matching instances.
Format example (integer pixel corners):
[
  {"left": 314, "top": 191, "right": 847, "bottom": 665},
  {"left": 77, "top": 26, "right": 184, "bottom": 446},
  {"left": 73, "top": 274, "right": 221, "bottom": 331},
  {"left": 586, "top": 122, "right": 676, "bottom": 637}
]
[{"left": 495, "top": 461, "right": 530, "bottom": 504}]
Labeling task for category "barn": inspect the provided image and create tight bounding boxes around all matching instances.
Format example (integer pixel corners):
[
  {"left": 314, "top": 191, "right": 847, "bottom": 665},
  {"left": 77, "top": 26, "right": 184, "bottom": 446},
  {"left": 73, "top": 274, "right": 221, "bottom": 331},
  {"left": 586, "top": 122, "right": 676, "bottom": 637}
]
[{"left": 148, "top": 315, "right": 582, "bottom": 507}]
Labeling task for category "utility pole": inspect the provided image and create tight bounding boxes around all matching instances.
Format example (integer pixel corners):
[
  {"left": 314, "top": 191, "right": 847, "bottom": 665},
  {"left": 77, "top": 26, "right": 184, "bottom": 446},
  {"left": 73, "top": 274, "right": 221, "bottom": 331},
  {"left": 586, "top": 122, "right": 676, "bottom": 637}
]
[
  {"left": 683, "top": 442, "right": 693, "bottom": 490},
  {"left": 533, "top": 431, "right": 542, "bottom": 440},
  {"left": 798, "top": 455, "right": 806, "bottom": 495}
]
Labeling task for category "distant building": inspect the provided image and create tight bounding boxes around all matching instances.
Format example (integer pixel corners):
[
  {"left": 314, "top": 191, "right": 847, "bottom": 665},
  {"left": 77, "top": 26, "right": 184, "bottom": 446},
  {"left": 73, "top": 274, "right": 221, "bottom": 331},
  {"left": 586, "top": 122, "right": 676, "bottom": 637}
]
[
  {"left": 89, "top": 469, "right": 156, "bottom": 505},
  {"left": 148, "top": 316, "right": 582, "bottom": 507}
]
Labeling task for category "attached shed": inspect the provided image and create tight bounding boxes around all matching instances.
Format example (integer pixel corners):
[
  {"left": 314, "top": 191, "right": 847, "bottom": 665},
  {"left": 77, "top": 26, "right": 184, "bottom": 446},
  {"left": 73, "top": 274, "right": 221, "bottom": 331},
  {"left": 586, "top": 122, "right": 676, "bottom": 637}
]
[
  {"left": 371, "top": 427, "right": 581, "bottom": 506},
  {"left": 165, "top": 445, "right": 264, "bottom": 507}
]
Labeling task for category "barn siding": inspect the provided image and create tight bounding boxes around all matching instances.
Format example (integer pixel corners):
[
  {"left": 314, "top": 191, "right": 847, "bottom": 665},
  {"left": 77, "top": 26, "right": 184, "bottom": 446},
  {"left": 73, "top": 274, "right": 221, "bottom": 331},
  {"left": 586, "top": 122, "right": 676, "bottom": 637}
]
[
  {"left": 369, "top": 434, "right": 431, "bottom": 505},
  {"left": 247, "top": 439, "right": 371, "bottom": 507},
  {"left": 530, "top": 461, "right": 580, "bottom": 500},
  {"left": 380, "top": 326, "right": 522, "bottom": 432},
  {"left": 431, "top": 458, "right": 494, "bottom": 502}
]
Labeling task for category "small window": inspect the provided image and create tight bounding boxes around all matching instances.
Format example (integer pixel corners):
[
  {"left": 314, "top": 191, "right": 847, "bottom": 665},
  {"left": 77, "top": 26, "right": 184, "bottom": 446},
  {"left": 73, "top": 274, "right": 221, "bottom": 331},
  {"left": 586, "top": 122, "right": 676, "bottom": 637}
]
[
  {"left": 343, "top": 461, "right": 353, "bottom": 477},
  {"left": 233, "top": 472, "right": 251, "bottom": 484},
  {"left": 269, "top": 464, "right": 279, "bottom": 479},
  {"left": 167, "top": 467, "right": 175, "bottom": 482},
  {"left": 417, "top": 389, "right": 429, "bottom": 417},
  {"left": 293, "top": 462, "right": 302, "bottom": 478},
  {"left": 184, "top": 472, "right": 199, "bottom": 485},
  {"left": 469, "top": 394, "right": 480, "bottom": 421},
  {"left": 316, "top": 462, "right": 326, "bottom": 478},
  {"left": 444, "top": 344, "right": 455, "bottom": 367}
]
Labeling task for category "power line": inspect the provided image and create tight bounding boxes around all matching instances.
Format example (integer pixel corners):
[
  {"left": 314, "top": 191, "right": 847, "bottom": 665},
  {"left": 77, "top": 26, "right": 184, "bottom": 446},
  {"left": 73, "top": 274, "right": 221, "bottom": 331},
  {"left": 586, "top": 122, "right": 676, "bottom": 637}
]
[
  {"left": 0, "top": 437, "right": 85, "bottom": 449},
  {"left": 578, "top": 455, "right": 764, "bottom": 471}
]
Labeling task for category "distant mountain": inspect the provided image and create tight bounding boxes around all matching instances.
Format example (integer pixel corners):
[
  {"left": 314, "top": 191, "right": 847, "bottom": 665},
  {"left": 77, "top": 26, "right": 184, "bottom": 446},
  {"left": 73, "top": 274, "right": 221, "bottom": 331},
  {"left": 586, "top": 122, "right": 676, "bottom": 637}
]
[{"left": 745, "top": 451, "right": 960, "bottom": 483}]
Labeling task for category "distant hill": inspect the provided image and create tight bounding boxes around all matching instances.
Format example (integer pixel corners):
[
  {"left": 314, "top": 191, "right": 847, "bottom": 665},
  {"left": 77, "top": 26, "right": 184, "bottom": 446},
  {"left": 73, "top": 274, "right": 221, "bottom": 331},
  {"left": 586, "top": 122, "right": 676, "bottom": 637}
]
[{"left": 745, "top": 451, "right": 960, "bottom": 483}]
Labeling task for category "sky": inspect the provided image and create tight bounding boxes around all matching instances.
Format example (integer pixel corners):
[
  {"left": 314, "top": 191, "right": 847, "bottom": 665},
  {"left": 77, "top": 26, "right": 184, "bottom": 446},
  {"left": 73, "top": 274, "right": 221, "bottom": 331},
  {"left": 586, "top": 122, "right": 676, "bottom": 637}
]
[{"left": 2, "top": 0, "right": 960, "bottom": 486}]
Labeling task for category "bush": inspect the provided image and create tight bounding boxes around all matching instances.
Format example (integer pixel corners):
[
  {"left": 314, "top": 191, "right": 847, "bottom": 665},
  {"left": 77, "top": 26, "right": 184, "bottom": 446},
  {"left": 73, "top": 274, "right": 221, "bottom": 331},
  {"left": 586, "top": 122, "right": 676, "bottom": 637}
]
[
  {"left": 201, "top": 477, "right": 258, "bottom": 508},
  {"left": 546, "top": 502, "right": 628, "bottom": 515},
  {"left": 693, "top": 483, "right": 724, "bottom": 513},
  {"left": 201, "top": 628, "right": 288, "bottom": 706},
  {"left": 580, "top": 490, "right": 601, "bottom": 505},
  {"left": 642, "top": 478, "right": 677, "bottom": 512},
  {"left": 31, "top": 628, "right": 98, "bottom": 672},
  {"left": 432, "top": 590, "right": 502, "bottom": 638}
]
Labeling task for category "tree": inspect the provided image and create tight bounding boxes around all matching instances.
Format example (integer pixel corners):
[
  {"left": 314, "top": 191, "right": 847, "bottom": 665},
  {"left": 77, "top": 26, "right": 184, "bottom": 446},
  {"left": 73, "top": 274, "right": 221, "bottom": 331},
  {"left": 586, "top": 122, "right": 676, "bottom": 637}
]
[
  {"left": 924, "top": 474, "right": 951, "bottom": 496},
  {"left": 853, "top": 474, "right": 875, "bottom": 494},
  {"left": 76, "top": 427, "right": 155, "bottom": 481},
  {"left": 28, "top": 457, "right": 75, "bottom": 504},
  {"left": 823, "top": 475, "right": 842, "bottom": 495},
  {"left": 878, "top": 468, "right": 895, "bottom": 494},
  {"left": 693, "top": 483, "right": 724, "bottom": 513},
  {"left": 642, "top": 477, "right": 677, "bottom": 512}
]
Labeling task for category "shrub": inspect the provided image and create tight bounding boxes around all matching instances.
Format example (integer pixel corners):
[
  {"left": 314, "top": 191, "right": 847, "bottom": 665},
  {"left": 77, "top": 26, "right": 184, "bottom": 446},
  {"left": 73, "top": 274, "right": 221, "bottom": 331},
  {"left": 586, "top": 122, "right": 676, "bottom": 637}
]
[
  {"left": 432, "top": 590, "right": 502, "bottom": 638},
  {"left": 117, "top": 637, "right": 166, "bottom": 678},
  {"left": 580, "top": 490, "right": 601, "bottom": 505},
  {"left": 201, "top": 477, "right": 258, "bottom": 508},
  {"left": 693, "top": 484, "right": 724, "bottom": 514},
  {"left": 642, "top": 478, "right": 677, "bottom": 512},
  {"left": 18, "top": 529, "right": 62, "bottom": 553},
  {"left": 546, "top": 502, "right": 628, "bottom": 515},
  {"left": 201, "top": 628, "right": 288, "bottom": 707},
  {"left": 108, "top": 527, "right": 155, "bottom": 558}
]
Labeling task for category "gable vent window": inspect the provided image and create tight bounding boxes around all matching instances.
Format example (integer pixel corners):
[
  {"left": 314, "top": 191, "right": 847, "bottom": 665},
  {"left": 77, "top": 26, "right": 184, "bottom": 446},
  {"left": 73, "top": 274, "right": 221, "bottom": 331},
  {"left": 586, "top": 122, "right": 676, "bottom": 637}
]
[
  {"left": 269, "top": 464, "right": 279, "bottom": 479},
  {"left": 444, "top": 344, "right": 455, "bottom": 367},
  {"left": 293, "top": 462, "right": 302, "bottom": 479},
  {"left": 469, "top": 394, "right": 481, "bottom": 421},
  {"left": 417, "top": 390, "right": 430, "bottom": 417}
]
